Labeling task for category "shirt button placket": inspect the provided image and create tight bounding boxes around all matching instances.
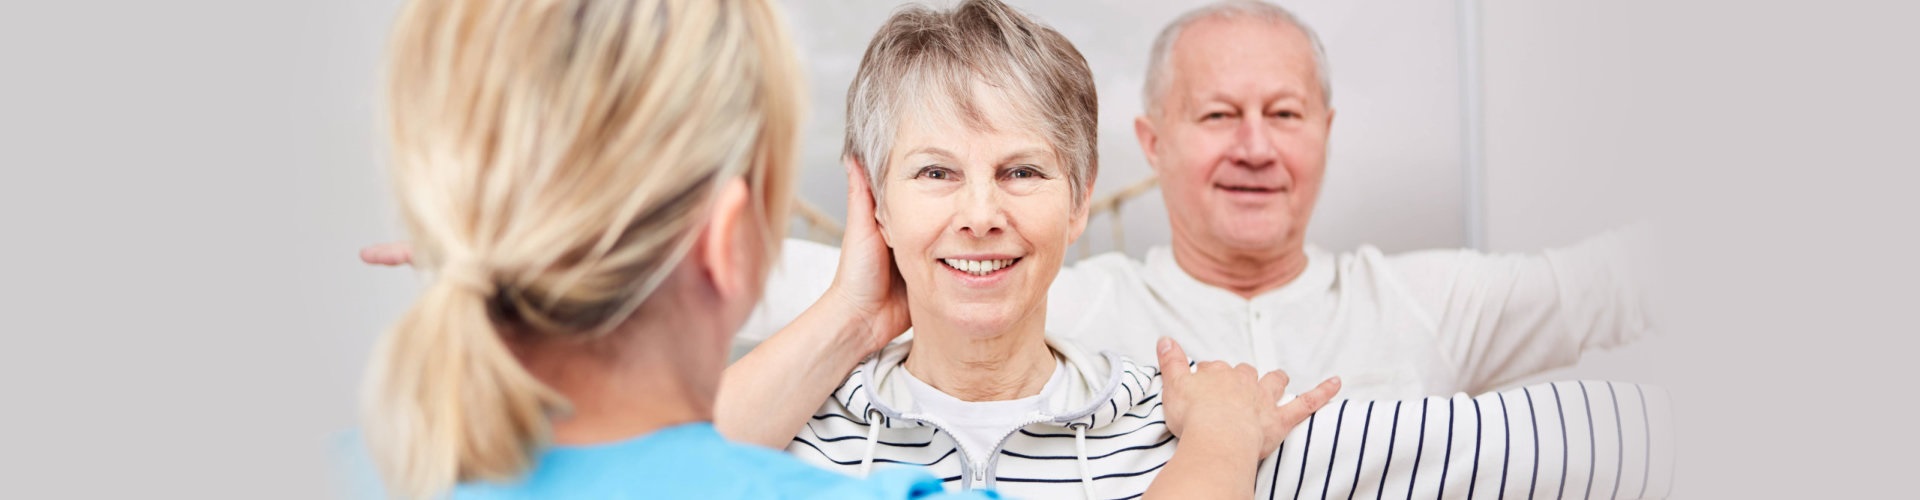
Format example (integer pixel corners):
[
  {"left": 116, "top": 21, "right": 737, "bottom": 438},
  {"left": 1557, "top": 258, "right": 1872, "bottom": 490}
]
[{"left": 1247, "top": 305, "right": 1262, "bottom": 367}]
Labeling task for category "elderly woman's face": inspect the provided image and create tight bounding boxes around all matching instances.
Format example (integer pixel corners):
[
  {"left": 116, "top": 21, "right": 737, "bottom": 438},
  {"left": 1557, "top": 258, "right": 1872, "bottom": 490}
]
[{"left": 877, "top": 84, "right": 1087, "bottom": 336}]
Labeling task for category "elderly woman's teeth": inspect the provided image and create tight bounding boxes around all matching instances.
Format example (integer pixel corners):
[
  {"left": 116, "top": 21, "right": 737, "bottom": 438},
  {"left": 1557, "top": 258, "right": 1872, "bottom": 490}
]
[{"left": 942, "top": 258, "right": 1014, "bottom": 275}]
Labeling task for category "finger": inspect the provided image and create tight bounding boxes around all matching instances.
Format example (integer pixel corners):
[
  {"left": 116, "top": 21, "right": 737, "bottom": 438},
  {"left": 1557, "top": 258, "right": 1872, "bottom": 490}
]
[
  {"left": 359, "top": 242, "right": 413, "bottom": 266},
  {"left": 843, "top": 156, "right": 876, "bottom": 224},
  {"left": 1258, "top": 369, "right": 1290, "bottom": 401},
  {"left": 1156, "top": 337, "right": 1187, "bottom": 388},
  {"left": 1276, "top": 376, "right": 1342, "bottom": 427},
  {"left": 1234, "top": 363, "right": 1258, "bottom": 379}
]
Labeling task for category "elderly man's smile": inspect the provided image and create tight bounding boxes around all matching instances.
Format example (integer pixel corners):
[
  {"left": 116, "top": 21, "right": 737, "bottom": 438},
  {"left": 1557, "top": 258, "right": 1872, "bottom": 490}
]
[
  {"left": 1213, "top": 182, "right": 1285, "bottom": 193},
  {"left": 1213, "top": 181, "right": 1289, "bottom": 206}
]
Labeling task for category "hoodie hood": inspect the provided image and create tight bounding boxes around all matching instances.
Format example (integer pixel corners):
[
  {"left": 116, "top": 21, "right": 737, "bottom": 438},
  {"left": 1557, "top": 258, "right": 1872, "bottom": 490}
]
[
  {"left": 828, "top": 336, "right": 1161, "bottom": 434},
  {"left": 795, "top": 336, "right": 1174, "bottom": 499}
]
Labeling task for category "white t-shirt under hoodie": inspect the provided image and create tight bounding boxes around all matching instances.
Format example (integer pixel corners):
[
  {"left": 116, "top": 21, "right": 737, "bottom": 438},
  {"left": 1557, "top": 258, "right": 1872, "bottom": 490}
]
[{"left": 894, "top": 359, "right": 1068, "bottom": 468}]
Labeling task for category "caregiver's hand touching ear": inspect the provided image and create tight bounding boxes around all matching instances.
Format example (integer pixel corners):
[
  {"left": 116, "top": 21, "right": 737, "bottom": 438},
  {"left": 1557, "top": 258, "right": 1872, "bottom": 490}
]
[
  {"left": 1146, "top": 337, "right": 1341, "bottom": 499},
  {"left": 715, "top": 157, "right": 913, "bottom": 448}
]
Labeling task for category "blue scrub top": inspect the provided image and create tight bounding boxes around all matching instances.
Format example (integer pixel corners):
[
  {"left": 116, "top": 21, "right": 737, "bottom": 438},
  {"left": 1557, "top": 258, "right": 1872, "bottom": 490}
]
[{"left": 339, "top": 423, "right": 997, "bottom": 500}]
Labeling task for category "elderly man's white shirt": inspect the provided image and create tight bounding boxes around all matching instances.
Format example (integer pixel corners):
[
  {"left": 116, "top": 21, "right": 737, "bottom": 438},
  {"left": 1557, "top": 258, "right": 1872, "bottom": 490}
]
[{"left": 739, "top": 229, "right": 1653, "bottom": 399}]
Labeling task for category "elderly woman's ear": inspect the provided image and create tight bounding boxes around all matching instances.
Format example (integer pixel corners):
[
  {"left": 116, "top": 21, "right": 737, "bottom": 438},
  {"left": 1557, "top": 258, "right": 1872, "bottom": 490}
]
[
  {"left": 844, "top": 155, "right": 893, "bottom": 248},
  {"left": 1066, "top": 186, "right": 1093, "bottom": 245}
]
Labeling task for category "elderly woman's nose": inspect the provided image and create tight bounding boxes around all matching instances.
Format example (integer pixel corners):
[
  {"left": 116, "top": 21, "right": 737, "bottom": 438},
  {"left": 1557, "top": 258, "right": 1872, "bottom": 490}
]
[{"left": 954, "top": 179, "right": 1007, "bottom": 238}]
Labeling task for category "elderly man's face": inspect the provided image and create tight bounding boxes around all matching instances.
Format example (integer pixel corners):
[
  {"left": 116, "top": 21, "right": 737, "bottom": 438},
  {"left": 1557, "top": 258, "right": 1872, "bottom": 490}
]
[{"left": 1137, "top": 16, "right": 1332, "bottom": 259}]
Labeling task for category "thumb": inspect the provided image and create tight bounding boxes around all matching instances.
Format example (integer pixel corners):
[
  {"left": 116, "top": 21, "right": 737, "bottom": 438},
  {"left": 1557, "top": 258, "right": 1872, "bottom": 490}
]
[{"left": 1156, "top": 337, "right": 1188, "bottom": 388}]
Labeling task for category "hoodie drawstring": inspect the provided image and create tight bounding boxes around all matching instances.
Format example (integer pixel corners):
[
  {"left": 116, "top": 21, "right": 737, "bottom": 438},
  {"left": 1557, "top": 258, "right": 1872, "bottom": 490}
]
[
  {"left": 859, "top": 408, "right": 883, "bottom": 478},
  {"left": 1072, "top": 423, "right": 1096, "bottom": 500}
]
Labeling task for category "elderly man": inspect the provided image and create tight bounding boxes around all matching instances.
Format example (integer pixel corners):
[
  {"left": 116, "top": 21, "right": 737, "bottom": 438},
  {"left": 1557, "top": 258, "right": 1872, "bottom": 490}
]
[{"left": 1049, "top": 1, "right": 1653, "bottom": 399}]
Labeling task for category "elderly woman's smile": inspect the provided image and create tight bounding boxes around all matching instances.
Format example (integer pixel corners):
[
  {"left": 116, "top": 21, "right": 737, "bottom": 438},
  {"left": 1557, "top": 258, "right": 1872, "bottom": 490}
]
[{"left": 939, "top": 255, "right": 1020, "bottom": 277}]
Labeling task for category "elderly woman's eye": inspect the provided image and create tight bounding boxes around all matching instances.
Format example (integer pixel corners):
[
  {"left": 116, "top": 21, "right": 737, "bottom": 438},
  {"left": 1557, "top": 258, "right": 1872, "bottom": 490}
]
[
  {"left": 1005, "top": 166, "right": 1046, "bottom": 180},
  {"left": 914, "top": 166, "right": 953, "bottom": 180}
]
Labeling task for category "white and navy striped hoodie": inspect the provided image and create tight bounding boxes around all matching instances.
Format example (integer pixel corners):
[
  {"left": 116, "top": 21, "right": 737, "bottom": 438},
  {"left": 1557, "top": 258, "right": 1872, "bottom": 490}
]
[
  {"left": 788, "top": 337, "right": 1172, "bottom": 499},
  {"left": 788, "top": 338, "right": 1677, "bottom": 499}
]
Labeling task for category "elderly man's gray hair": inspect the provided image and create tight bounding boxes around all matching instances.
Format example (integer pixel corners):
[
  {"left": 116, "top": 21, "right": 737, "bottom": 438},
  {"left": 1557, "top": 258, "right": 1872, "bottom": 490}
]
[{"left": 1142, "top": 0, "right": 1332, "bottom": 117}]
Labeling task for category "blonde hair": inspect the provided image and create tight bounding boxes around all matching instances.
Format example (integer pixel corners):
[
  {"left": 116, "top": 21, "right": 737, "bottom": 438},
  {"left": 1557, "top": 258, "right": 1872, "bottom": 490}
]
[
  {"left": 362, "top": 0, "right": 801, "bottom": 497},
  {"left": 844, "top": 0, "right": 1098, "bottom": 207}
]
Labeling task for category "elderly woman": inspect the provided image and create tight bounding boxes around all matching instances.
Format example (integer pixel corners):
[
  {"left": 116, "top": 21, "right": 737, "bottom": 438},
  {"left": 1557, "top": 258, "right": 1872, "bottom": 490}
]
[
  {"left": 353, "top": 0, "right": 1000, "bottom": 498},
  {"left": 734, "top": 2, "right": 1340, "bottom": 498}
]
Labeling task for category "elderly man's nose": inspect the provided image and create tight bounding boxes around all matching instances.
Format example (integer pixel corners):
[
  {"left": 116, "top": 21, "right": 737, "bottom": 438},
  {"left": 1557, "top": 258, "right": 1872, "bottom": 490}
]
[{"left": 1231, "top": 119, "right": 1279, "bottom": 167}]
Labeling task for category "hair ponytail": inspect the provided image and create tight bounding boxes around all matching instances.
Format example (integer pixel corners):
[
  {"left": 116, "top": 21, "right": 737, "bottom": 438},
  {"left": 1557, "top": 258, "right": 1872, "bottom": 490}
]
[
  {"left": 362, "top": 277, "right": 564, "bottom": 498},
  {"left": 364, "top": 0, "right": 805, "bottom": 496}
]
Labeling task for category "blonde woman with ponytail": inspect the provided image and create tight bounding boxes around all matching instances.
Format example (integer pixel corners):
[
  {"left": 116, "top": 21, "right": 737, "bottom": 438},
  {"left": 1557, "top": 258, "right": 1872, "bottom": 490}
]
[{"left": 353, "top": 0, "right": 993, "bottom": 498}]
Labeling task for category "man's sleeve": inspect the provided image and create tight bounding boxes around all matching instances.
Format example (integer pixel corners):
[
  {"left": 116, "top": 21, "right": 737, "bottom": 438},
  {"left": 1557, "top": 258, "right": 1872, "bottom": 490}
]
[
  {"left": 730, "top": 238, "right": 841, "bottom": 361},
  {"left": 1253, "top": 380, "right": 1675, "bottom": 499},
  {"left": 1389, "top": 226, "right": 1659, "bottom": 392}
]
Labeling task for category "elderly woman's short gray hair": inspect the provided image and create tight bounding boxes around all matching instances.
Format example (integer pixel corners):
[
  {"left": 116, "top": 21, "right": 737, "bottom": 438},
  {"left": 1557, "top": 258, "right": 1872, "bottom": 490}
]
[{"left": 844, "top": 0, "right": 1098, "bottom": 208}]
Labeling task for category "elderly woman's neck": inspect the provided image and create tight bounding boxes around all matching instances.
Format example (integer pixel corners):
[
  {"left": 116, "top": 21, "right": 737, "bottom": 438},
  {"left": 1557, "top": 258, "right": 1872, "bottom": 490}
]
[{"left": 901, "top": 323, "right": 1057, "bottom": 402}]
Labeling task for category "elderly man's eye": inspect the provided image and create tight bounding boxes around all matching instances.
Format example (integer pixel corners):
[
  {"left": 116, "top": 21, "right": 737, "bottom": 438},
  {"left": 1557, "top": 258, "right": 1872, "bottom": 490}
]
[
  {"left": 1271, "top": 110, "right": 1303, "bottom": 119},
  {"left": 1201, "top": 111, "right": 1232, "bottom": 121}
]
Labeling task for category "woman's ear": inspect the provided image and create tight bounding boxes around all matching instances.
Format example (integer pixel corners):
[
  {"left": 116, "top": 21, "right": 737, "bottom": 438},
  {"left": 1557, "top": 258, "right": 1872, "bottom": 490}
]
[
  {"left": 696, "top": 177, "right": 760, "bottom": 301},
  {"left": 846, "top": 155, "right": 894, "bottom": 248},
  {"left": 1067, "top": 191, "right": 1092, "bottom": 246}
]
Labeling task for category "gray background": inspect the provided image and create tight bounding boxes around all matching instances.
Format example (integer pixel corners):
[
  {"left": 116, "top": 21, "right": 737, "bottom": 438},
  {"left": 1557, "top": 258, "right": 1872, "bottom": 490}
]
[{"left": 1, "top": 0, "right": 1914, "bottom": 497}]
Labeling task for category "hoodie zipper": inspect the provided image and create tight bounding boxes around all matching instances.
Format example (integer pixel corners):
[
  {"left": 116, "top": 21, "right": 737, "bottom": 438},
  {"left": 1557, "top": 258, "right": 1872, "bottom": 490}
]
[
  {"left": 899, "top": 411, "right": 1058, "bottom": 492},
  {"left": 973, "top": 412, "right": 1061, "bottom": 491},
  {"left": 853, "top": 343, "right": 1142, "bottom": 494}
]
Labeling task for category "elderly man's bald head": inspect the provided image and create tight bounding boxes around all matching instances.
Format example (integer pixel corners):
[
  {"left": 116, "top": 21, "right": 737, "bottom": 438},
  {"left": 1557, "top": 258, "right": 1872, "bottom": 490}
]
[{"left": 1141, "top": 1, "right": 1331, "bottom": 118}]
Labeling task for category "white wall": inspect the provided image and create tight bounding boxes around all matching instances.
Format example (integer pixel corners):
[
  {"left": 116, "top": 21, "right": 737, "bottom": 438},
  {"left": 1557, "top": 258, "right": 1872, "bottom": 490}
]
[
  {"left": 1477, "top": 2, "right": 1665, "bottom": 384},
  {"left": 1474, "top": 1, "right": 1920, "bottom": 497},
  {"left": 0, "top": 0, "right": 411, "bottom": 496}
]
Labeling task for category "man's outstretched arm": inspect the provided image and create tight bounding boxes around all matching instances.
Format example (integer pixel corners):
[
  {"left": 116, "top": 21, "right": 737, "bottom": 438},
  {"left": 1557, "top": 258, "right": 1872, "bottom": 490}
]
[
  {"left": 1396, "top": 226, "right": 1660, "bottom": 391},
  {"left": 1254, "top": 379, "right": 1675, "bottom": 499}
]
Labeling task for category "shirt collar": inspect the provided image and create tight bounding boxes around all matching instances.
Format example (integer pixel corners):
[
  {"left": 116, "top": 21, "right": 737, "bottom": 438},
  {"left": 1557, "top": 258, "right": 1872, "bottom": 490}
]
[{"left": 1143, "top": 244, "right": 1335, "bottom": 307}]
